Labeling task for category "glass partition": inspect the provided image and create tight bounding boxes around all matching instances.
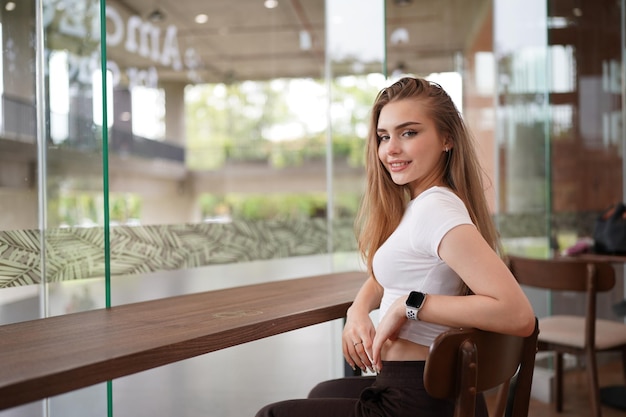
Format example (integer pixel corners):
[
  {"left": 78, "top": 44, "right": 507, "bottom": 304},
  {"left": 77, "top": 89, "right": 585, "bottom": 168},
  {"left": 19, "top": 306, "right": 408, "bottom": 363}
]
[
  {"left": 0, "top": 0, "right": 40, "bottom": 310},
  {"left": 494, "top": 0, "right": 624, "bottom": 320},
  {"left": 0, "top": 0, "right": 108, "bottom": 313},
  {"left": 543, "top": 0, "right": 624, "bottom": 319},
  {"left": 1, "top": 0, "right": 109, "bottom": 415},
  {"left": 326, "top": 0, "right": 385, "bottom": 264},
  {"left": 494, "top": 0, "right": 551, "bottom": 261},
  {"left": 492, "top": 1, "right": 556, "bottom": 342}
]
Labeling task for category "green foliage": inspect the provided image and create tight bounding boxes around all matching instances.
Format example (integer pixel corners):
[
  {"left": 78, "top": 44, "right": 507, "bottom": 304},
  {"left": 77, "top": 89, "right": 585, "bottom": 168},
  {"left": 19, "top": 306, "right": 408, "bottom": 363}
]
[
  {"left": 200, "top": 192, "right": 361, "bottom": 221},
  {"left": 53, "top": 193, "right": 142, "bottom": 227},
  {"left": 184, "top": 76, "right": 379, "bottom": 170},
  {"left": 109, "top": 194, "right": 142, "bottom": 224}
]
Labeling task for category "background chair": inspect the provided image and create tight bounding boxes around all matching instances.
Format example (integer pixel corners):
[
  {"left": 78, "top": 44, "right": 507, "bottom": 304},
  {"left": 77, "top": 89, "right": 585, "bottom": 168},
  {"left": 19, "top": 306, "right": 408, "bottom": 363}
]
[
  {"left": 424, "top": 319, "right": 539, "bottom": 417},
  {"left": 508, "top": 255, "right": 626, "bottom": 417}
]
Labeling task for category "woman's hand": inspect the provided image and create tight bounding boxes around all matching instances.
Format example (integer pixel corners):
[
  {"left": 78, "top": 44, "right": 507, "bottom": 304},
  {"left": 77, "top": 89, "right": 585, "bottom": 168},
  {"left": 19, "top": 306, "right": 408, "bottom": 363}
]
[
  {"left": 342, "top": 275, "right": 384, "bottom": 373},
  {"left": 370, "top": 296, "right": 407, "bottom": 372},
  {"left": 342, "top": 307, "right": 376, "bottom": 373}
]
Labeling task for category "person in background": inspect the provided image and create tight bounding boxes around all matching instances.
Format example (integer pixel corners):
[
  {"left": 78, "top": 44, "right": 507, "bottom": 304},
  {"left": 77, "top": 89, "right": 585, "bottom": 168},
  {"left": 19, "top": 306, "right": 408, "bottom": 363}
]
[{"left": 255, "top": 76, "right": 535, "bottom": 417}]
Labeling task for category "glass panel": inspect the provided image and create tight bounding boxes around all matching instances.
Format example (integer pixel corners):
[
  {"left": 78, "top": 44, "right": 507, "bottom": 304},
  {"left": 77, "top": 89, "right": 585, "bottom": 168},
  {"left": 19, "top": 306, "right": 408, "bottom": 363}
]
[
  {"left": 102, "top": 1, "right": 349, "bottom": 310},
  {"left": 493, "top": 0, "right": 553, "bottom": 326},
  {"left": 494, "top": 0, "right": 551, "bottom": 262},
  {"left": 0, "top": 0, "right": 107, "bottom": 311},
  {"left": 0, "top": 0, "right": 109, "bottom": 415},
  {"left": 545, "top": 0, "right": 623, "bottom": 321},
  {"left": 43, "top": 0, "right": 108, "bottom": 304},
  {"left": 0, "top": 0, "right": 40, "bottom": 319},
  {"left": 544, "top": 0, "right": 623, "bottom": 259},
  {"left": 104, "top": 1, "right": 354, "bottom": 415},
  {"left": 326, "top": 0, "right": 384, "bottom": 266},
  {"left": 494, "top": 0, "right": 624, "bottom": 321}
]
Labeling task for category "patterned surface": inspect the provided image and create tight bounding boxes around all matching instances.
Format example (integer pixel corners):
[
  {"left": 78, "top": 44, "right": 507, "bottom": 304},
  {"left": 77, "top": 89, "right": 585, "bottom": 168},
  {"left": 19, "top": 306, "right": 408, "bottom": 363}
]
[
  {"left": 0, "top": 211, "right": 598, "bottom": 288},
  {"left": 0, "top": 219, "right": 357, "bottom": 288}
]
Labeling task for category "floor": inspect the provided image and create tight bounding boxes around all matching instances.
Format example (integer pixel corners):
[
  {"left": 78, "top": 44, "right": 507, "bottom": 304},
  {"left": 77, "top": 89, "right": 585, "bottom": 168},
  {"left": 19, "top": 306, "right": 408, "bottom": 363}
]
[{"left": 485, "top": 359, "right": 626, "bottom": 417}]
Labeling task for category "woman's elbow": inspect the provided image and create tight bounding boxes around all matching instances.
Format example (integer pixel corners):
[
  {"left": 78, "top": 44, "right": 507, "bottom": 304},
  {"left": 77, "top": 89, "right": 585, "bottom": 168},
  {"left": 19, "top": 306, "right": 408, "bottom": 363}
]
[{"left": 511, "top": 307, "right": 536, "bottom": 337}]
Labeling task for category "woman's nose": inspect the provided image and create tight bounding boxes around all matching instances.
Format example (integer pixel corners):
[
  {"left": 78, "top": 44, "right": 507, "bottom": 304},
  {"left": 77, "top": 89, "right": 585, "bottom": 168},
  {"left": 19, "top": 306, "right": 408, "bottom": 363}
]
[{"left": 386, "top": 136, "right": 401, "bottom": 154}]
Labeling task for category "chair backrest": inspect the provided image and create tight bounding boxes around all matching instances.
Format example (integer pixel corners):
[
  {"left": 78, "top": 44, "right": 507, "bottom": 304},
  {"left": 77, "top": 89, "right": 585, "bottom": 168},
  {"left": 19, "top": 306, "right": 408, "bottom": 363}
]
[
  {"left": 507, "top": 254, "right": 616, "bottom": 360},
  {"left": 424, "top": 318, "right": 539, "bottom": 417},
  {"left": 507, "top": 255, "right": 615, "bottom": 293}
]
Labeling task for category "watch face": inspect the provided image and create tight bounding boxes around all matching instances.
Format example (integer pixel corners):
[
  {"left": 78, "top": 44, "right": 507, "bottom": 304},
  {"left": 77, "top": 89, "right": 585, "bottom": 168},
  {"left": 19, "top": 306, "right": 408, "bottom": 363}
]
[{"left": 407, "top": 291, "right": 425, "bottom": 308}]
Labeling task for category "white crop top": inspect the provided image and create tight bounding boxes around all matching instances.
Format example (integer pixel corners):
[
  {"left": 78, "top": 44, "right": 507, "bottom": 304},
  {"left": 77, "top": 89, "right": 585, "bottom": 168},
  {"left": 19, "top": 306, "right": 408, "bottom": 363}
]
[{"left": 372, "top": 186, "right": 474, "bottom": 347}]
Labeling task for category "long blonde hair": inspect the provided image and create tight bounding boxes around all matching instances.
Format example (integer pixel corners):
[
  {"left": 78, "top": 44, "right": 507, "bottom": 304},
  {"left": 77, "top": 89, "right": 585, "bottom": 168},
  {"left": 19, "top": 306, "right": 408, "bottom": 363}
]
[{"left": 355, "top": 77, "right": 500, "bottom": 274}]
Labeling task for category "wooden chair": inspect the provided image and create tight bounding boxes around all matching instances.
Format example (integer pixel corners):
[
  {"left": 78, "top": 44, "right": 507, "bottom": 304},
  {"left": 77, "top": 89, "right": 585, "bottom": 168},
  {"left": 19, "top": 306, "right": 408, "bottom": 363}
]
[
  {"left": 508, "top": 255, "right": 626, "bottom": 417},
  {"left": 424, "top": 318, "right": 539, "bottom": 417}
]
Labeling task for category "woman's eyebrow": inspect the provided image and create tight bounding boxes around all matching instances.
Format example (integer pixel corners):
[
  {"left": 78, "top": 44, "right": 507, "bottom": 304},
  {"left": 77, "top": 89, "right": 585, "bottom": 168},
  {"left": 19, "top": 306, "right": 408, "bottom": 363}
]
[
  {"left": 397, "top": 121, "right": 422, "bottom": 128},
  {"left": 377, "top": 121, "right": 422, "bottom": 131}
]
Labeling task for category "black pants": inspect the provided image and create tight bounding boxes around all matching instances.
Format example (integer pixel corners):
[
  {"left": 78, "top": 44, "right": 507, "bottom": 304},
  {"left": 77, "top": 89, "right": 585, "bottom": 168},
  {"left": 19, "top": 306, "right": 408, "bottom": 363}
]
[{"left": 255, "top": 361, "right": 488, "bottom": 417}]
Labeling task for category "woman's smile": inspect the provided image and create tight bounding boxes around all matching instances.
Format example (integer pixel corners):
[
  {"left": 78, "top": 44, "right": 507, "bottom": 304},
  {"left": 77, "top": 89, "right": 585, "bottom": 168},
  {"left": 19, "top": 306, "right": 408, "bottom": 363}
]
[{"left": 388, "top": 160, "right": 411, "bottom": 171}]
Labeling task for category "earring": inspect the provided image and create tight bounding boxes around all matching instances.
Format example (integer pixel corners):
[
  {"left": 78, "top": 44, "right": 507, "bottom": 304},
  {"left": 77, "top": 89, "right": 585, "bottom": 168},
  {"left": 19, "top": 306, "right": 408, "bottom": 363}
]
[{"left": 444, "top": 147, "right": 449, "bottom": 152}]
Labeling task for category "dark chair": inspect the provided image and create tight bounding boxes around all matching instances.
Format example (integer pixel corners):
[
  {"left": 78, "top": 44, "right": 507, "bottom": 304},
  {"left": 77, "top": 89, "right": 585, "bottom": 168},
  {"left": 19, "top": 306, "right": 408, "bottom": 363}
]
[
  {"left": 424, "top": 318, "right": 539, "bottom": 417},
  {"left": 508, "top": 255, "right": 626, "bottom": 417}
]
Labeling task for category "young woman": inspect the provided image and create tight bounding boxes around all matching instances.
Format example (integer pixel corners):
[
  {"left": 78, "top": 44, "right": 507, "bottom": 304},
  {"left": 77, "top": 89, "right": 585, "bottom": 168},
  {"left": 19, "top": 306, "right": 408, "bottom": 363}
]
[{"left": 255, "top": 77, "right": 535, "bottom": 417}]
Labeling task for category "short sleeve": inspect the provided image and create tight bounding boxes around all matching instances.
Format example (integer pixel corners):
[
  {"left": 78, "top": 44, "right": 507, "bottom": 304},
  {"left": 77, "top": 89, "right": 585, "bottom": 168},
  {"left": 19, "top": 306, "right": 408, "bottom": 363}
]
[{"left": 408, "top": 188, "right": 474, "bottom": 257}]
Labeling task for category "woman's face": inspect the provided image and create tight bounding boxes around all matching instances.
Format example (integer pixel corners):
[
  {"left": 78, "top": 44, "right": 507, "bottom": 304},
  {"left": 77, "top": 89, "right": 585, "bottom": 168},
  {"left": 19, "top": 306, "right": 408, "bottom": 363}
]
[{"left": 376, "top": 98, "right": 448, "bottom": 198}]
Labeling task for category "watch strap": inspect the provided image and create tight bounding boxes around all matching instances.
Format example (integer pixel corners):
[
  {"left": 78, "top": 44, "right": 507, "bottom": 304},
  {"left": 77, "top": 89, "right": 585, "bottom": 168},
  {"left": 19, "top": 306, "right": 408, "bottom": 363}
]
[{"left": 406, "top": 305, "right": 419, "bottom": 320}]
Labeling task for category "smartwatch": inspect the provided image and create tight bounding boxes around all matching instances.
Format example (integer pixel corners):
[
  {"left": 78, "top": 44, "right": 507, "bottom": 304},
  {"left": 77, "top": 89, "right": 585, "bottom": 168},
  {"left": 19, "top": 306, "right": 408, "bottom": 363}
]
[{"left": 405, "top": 291, "right": 427, "bottom": 320}]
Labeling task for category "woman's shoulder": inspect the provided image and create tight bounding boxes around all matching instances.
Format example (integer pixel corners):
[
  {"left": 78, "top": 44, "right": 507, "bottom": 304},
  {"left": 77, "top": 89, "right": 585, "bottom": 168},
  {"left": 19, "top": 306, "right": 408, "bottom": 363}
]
[
  {"left": 410, "top": 187, "right": 469, "bottom": 219},
  {"left": 414, "top": 186, "right": 463, "bottom": 206}
]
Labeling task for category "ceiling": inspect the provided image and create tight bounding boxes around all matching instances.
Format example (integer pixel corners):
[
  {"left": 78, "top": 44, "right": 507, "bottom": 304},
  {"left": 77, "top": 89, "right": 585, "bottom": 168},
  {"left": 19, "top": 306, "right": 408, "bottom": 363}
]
[{"left": 106, "top": 0, "right": 490, "bottom": 85}]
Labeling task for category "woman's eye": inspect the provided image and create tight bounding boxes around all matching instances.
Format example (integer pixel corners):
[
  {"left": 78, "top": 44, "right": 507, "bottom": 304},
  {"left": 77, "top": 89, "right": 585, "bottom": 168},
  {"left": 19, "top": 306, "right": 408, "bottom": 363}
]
[
  {"left": 378, "top": 135, "right": 390, "bottom": 142},
  {"left": 402, "top": 130, "right": 418, "bottom": 138}
]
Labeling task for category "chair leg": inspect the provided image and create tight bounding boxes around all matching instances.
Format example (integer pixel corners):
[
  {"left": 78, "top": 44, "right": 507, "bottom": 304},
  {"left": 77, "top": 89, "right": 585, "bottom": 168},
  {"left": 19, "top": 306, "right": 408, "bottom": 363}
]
[
  {"left": 585, "top": 349, "right": 602, "bottom": 417},
  {"left": 554, "top": 352, "right": 563, "bottom": 412}
]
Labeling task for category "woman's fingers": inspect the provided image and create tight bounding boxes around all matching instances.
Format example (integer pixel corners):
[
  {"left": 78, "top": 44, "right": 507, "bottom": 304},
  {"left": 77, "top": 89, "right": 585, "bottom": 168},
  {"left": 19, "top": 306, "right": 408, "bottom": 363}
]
[
  {"left": 370, "top": 335, "right": 383, "bottom": 372},
  {"left": 346, "top": 339, "right": 373, "bottom": 373},
  {"left": 342, "top": 317, "right": 376, "bottom": 373}
]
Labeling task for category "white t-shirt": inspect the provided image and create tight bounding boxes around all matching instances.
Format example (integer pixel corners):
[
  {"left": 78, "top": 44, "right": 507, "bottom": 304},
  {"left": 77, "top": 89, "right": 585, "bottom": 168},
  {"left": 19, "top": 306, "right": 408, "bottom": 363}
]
[{"left": 372, "top": 186, "right": 474, "bottom": 346}]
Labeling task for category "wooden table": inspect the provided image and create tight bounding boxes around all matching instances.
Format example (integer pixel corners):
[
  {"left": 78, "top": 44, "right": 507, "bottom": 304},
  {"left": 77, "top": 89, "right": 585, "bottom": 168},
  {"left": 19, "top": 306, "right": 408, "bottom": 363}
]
[
  {"left": 574, "top": 253, "right": 626, "bottom": 263},
  {"left": 0, "top": 271, "right": 366, "bottom": 411}
]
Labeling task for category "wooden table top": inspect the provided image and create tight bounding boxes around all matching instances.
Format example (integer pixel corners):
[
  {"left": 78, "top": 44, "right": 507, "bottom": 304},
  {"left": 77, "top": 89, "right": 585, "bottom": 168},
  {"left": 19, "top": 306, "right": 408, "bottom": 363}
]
[
  {"left": 574, "top": 253, "right": 626, "bottom": 263},
  {"left": 0, "top": 271, "right": 366, "bottom": 410}
]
